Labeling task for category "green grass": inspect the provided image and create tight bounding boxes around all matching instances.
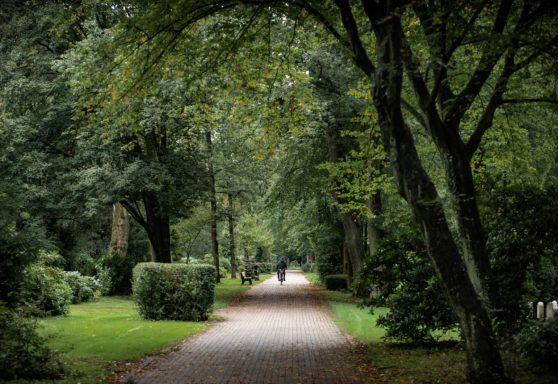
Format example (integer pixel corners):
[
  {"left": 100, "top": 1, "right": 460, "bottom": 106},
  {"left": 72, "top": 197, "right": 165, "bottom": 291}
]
[
  {"left": 213, "top": 274, "right": 270, "bottom": 310},
  {"left": 9, "top": 275, "right": 270, "bottom": 383},
  {"left": 306, "top": 272, "right": 558, "bottom": 384}
]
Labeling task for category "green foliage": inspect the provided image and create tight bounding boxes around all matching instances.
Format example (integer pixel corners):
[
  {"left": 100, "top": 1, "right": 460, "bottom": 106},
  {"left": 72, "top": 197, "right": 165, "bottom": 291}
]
[
  {"left": 63, "top": 271, "right": 101, "bottom": 304},
  {"left": 19, "top": 263, "right": 72, "bottom": 317},
  {"left": 482, "top": 186, "right": 558, "bottom": 335},
  {"left": 257, "top": 262, "right": 272, "bottom": 274},
  {"left": 359, "top": 230, "right": 456, "bottom": 344},
  {"left": 98, "top": 252, "right": 145, "bottom": 295},
  {"left": 133, "top": 262, "right": 216, "bottom": 321},
  {"left": 0, "top": 304, "right": 63, "bottom": 380},
  {"left": 515, "top": 320, "right": 558, "bottom": 370},
  {"left": 324, "top": 274, "right": 348, "bottom": 291}
]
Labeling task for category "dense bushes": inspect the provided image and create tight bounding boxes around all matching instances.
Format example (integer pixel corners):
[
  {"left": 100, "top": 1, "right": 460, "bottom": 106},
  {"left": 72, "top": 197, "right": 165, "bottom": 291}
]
[
  {"left": 324, "top": 274, "right": 348, "bottom": 290},
  {"left": 63, "top": 271, "right": 102, "bottom": 304},
  {"left": 483, "top": 186, "right": 558, "bottom": 336},
  {"left": 358, "top": 229, "right": 456, "bottom": 343},
  {"left": 98, "top": 252, "right": 145, "bottom": 295},
  {"left": 257, "top": 262, "right": 272, "bottom": 274},
  {"left": 0, "top": 304, "right": 63, "bottom": 380},
  {"left": 515, "top": 320, "right": 558, "bottom": 369},
  {"left": 133, "top": 263, "right": 216, "bottom": 321},
  {"left": 19, "top": 263, "right": 72, "bottom": 317}
]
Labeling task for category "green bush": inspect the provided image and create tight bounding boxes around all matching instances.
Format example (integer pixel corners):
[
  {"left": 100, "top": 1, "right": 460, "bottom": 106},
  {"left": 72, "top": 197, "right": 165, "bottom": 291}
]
[
  {"left": 257, "top": 262, "right": 272, "bottom": 274},
  {"left": 325, "top": 274, "right": 348, "bottom": 291},
  {"left": 98, "top": 252, "right": 145, "bottom": 295},
  {"left": 0, "top": 304, "right": 63, "bottom": 380},
  {"left": 219, "top": 266, "right": 228, "bottom": 278},
  {"left": 63, "top": 271, "right": 101, "bottom": 304},
  {"left": 515, "top": 320, "right": 558, "bottom": 369},
  {"left": 133, "top": 262, "right": 216, "bottom": 321},
  {"left": 19, "top": 264, "right": 72, "bottom": 317},
  {"left": 358, "top": 229, "right": 456, "bottom": 344}
]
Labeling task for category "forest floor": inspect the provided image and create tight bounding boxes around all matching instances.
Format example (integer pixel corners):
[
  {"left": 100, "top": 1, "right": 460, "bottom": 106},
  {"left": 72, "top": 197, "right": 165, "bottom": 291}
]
[{"left": 117, "top": 270, "right": 386, "bottom": 384}]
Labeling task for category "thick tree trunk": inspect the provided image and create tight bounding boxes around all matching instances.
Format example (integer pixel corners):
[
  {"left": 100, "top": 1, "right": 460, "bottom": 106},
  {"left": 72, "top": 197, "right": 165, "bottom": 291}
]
[
  {"left": 227, "top": 192, "right": 237, "bottom": 279},
  {"left": 368, "top": 16, "right": 507, "bottom": 384},
  {"left": 340, "top": 213, "right": 363, "bottom": 281},
  {"left": 365, "top": 192, "right": 383, "bottom": 258},
  {"left": 206, "top": 130, "right": 220, "bottom": 283},
  {"left": 109, "top": 202, "right": 129, "bottom": 256},
  {"left": 143, "top": 193, "right": 171, "bottom": 263}
]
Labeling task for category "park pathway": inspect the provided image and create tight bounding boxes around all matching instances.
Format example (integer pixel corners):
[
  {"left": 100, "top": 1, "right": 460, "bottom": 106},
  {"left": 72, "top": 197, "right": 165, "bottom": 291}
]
[{"left": 121, "top": 270, "right": 383, "bottom": 384}]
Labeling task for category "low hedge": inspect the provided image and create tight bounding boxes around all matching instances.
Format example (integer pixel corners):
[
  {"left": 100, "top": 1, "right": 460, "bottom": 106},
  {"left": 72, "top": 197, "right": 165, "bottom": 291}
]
[
  {"left": 132, "top": 262, "right": 216, "bottom": 321},
  {"left": 324, "top": 274, "right": 348, "bottom": 291}
]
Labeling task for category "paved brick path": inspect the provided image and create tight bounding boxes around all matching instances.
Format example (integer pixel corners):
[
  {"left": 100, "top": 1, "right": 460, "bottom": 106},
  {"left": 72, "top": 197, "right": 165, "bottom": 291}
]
[{"left": 121, "top": 271, "right": 383, "bottom": 384}]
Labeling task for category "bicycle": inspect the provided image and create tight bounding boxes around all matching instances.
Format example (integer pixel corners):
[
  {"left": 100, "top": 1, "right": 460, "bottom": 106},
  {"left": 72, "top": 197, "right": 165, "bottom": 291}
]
[{"left": 278, "top": 268, "right": 286, "bottom": 285}]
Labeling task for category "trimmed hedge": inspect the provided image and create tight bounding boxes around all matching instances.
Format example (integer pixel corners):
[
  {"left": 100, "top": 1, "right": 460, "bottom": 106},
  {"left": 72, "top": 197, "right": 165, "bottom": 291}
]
[
  {"left": 324, "top": 274, "right": 348, "bottom": 291},
  {"left": 132, "top": 263, "right": 216, "bottom": 321}
]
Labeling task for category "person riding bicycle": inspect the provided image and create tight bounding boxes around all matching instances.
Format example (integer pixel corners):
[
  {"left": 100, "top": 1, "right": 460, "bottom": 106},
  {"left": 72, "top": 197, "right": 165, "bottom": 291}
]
[{"left": 276, "top": 258, "right": 287, "bottom": 281}]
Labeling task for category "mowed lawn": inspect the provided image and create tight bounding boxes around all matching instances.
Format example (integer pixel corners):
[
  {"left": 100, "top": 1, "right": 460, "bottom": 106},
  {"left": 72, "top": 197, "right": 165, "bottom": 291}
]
[{"left": 9, "top": 275, "right": 269, "bottom": 384}]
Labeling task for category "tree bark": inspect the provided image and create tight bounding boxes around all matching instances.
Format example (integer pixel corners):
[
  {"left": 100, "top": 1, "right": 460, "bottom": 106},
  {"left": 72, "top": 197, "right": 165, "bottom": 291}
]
[
  {"left": 206, "top": 130, "right": 220, "bottom": 283},
  {"left": 365, "top": 11, "right": 507, "bottom": 383},
  {"left": 143, "top": 192, "right": 171, "bottom": 263},
  {"left": 109, "top": 202, "right": 129, "bottom": 256},
  {"left": 365, "top": 192, "right": 383, "bottom": 258},
  {"left": 340, "top": 213, "right": 363, "bottom": 281},
  {"left": 227, "top": 192, "right": 237, "bottom": 279}
]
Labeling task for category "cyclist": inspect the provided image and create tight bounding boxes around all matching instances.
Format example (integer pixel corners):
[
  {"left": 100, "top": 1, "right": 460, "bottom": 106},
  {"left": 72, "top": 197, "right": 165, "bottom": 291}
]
[{"left": 276, "top": 258, "right": 287, "bottom": 281}]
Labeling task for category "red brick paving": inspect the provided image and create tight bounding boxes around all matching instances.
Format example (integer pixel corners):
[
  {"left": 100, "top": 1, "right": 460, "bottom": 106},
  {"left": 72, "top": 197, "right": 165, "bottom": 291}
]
[{"left": 120, "top": 270, "right": 384, "bottom": 384}]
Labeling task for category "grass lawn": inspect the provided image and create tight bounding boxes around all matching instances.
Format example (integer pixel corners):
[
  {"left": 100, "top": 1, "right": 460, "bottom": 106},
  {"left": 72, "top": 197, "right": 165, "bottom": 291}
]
[
  {"left": 305, "top": 272, "right": 558, "bottom": 384},
  {"left": 9, "top": 275, "right": 269, "bottom": 384},
  {"left": 213, "top": 273, "right": 270, "bottom": 309}
]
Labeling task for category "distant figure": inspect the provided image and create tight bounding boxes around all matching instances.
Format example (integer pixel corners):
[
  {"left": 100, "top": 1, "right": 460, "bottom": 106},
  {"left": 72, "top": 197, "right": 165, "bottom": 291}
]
[{"left": 276, "top": 258, "right": 287, "bottom": 281}]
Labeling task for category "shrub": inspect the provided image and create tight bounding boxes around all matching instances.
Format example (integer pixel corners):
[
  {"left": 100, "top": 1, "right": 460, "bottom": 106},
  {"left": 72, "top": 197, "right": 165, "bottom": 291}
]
[
  {"left": 257, "top": 262, "right": 272, "bottom": 274},
  {"left": 219, "top": 266, "right": 228, "bottom": 278},
  {"left": 0, "top": 304, "right": 63, "bottom": 380},
  {"left": 301, "top": 263, "right": 312, "bottom": 273},
  {"left": 63, "top": 271, "right": 101, "bottom": 304},
  {"left": 324, "top": 274, "right": 348, "bottom": 291},
  {"left": 19, "top": 263, "right": 72, "bottom": 317},
  {"left": 358, "top": 228, "right": 456, "bottom": 344},
  {"left": 515, "top": 320, "right": 558, "bottom": 369},
  {"left": 98, "top": 252, "right": 145, "bottom": 295},
  {"left": 133, "top": 263, "right": 216, "bottom": 321}
]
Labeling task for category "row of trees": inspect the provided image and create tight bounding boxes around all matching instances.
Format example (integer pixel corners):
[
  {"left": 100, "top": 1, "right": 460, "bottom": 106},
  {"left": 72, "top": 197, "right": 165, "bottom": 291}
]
[{"left": 2, "top": 1, "right": 558, "bottom": 383}]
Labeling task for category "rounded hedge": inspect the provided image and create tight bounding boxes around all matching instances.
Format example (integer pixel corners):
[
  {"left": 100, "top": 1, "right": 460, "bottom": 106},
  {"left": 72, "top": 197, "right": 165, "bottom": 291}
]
[
  {"left": 19, "top": 264, "right": 72, "bottom": 317},
  {"left": 132, "top": 263, "right": 216, "bottom": 321}
]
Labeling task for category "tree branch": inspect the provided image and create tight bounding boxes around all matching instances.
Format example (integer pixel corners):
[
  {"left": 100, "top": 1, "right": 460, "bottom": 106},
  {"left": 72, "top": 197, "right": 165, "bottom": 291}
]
[
  {"left": 445, "top": 0, "right": 513, "bottom": 125},
  {"left": 334, "top": 0, "right": 376, "bottom": 77}
]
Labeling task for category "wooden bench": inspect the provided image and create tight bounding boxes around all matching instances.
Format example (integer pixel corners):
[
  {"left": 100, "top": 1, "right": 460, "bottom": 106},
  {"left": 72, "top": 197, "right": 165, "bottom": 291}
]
[{"left": 241, "top": 271, "right": 252, "bottom": 285}]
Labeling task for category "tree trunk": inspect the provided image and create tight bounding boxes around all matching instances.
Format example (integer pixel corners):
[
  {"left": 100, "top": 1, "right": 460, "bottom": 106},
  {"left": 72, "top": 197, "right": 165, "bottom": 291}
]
[
  {"left": 368, "top": 15, "right": 507, "bottom": 383},
  {"left": 109, "top": 202, "right": 129, "bottom": 256},
  {"left": 340, "top": 213, "right": 363, "bottom": 281},
  {"left": 365, "top": 192, "right": 383, "bottom": 258},
  {"left": 206, "top": 130, "right": 220, "bottom": 283},
  {"left": 227, "top": 192, "right": 237, "bottom": 279},
  {"left": 143, "top": 193, "right": 171, "bottom": 263}
]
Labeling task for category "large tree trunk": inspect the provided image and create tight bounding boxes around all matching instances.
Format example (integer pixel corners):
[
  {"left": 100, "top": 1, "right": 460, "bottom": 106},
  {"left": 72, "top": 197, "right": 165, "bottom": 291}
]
[
  {"left": 227, "top": 192, "right": 237, "bottom": 279},
  {"left": 206, "top": 130, "right": 220, "bottom": 283},
  {"left": 143, "top": 193, "right": 171, "bottom": 263},
  {"left": 367, "top": 14, "right": 507, "bottom": 383},
  {"left": 340, "top": 213, "right": 363, "bottom": 281},
  {"left": 109, "top": 202, "right": 129, "bottom": 256},
  {"left": 365, "top": 192, "right": 383, "bottom": 258}
]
